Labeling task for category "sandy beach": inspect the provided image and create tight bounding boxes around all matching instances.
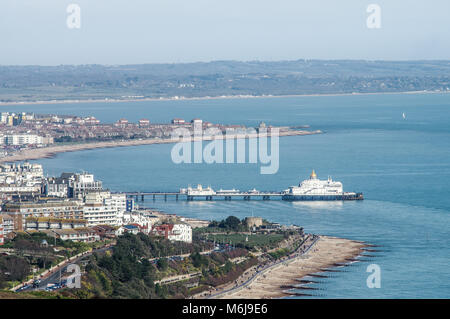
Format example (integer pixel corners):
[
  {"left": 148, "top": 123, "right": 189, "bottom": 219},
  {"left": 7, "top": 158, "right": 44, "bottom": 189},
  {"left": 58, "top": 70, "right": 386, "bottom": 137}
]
[
  {"left": 212, "top": 236, "right": 367, "bottom": 299},
  {"left": 0, "top": 130, "right": 321, "bottom": 163}
]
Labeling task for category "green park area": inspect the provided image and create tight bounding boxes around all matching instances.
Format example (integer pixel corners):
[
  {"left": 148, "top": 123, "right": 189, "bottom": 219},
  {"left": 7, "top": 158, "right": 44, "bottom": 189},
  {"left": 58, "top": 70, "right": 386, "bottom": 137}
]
[{"left": 203, "top": 233, "right": 286, "bottom": 250}]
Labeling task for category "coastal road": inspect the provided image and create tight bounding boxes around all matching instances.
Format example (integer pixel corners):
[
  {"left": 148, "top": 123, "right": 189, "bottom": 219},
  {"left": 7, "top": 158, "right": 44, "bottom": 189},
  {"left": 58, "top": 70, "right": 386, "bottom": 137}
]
[
  {"left": 205, "top": 235, "right": 319, "bottom": 299},
  {"left": 16, "top": 245, "right": 113, "bottom": 292},
  {"left": 155, "top": 271, "right": 202, "bottom": 285}
]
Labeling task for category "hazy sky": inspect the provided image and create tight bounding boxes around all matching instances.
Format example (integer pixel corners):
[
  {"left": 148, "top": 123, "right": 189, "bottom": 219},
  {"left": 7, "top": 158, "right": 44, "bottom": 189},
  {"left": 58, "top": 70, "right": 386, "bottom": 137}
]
[{"left": 1, "top": 0, "right": 449, "bottom": 65}]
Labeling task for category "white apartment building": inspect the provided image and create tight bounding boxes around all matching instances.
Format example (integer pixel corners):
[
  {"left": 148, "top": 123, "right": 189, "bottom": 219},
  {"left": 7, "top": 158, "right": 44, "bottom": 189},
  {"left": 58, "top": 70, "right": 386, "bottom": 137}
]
[
  {"left": 0, "top": 163, "right": 43, "bottom": 194},
  {"left": 1, "top": 134, "right": 44, "bottom": 146},
  {"left": 170, "top": 223, "right": 192, "bottom": 243},
  {"left": 0, "top": 112, "right": 8, "bottom": 123},
  {"left": 120, "top": 211, "right": 160, "bottom": 233},
  {"left": 0, "top": 185, "right": 41, "bottom": 193},
  {"left": 152, "top": 222, "right": 192, "bottom": 243},
  {"left": 83, "top": 192, "right": 126, "bottom": 227},
  {"left": 0, "top": 163, "right": 43, "bottom": 185},
  {"left": 0, "top": 215, "right": 14, "bottom": 235},
  {"left": 36, "top": 229, "right": 100, "bottom": 243}
]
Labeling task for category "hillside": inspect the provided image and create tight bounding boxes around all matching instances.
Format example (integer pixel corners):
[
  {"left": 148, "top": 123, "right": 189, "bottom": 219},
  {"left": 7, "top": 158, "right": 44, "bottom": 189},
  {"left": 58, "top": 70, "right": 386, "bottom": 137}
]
[{"left": 1, "top": 60, "right": 449, "bottom": 103}]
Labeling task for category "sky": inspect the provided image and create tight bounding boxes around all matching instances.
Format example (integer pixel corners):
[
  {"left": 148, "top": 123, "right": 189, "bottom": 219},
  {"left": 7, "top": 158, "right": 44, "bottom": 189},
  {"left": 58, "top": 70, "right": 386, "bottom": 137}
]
[{"left": 0, "top": 0, "right": 449, "bottom": 65}]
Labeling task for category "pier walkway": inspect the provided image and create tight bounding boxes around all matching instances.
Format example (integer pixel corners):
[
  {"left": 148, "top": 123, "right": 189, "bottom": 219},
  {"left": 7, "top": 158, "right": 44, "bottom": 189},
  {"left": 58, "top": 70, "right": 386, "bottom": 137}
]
[{"left": 122, "top": 191, "right": 284, "bottom": 201}]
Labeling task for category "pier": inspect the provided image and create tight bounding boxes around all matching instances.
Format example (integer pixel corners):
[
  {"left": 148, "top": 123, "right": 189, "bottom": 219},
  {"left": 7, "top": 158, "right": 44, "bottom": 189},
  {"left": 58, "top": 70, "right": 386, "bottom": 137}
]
[
  {"left": 121, "top": 174, "right": 363, "bottom": 202},
  {"left": 123, "top": 191, "right": 284, "bottom": 201}
]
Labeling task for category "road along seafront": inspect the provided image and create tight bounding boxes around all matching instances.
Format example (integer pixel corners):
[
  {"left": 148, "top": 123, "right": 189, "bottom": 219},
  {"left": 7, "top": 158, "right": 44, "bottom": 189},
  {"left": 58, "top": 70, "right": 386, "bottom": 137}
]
[
  {"left": 202, "top": 235, "right": 368, "bottom": 299},
  {"left": 0, "top": 129, "right": 321, "bottom": 163}
]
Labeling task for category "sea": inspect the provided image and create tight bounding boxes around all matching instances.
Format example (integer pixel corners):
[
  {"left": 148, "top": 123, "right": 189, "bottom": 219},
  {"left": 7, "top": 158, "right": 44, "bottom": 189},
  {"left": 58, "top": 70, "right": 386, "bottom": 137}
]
[{"left": 3, "top": 92, "right": 449, "bottom": 298}]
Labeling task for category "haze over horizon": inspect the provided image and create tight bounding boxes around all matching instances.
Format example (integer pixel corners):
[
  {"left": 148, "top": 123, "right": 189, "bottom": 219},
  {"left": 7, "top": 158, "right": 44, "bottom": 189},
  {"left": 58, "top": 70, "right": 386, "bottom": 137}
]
[
  {"left": 1, "top": 0, "right": 450, "bottom": 65},
  {"left": 3, "top": 58, "right": 450, "bottom": 68}
]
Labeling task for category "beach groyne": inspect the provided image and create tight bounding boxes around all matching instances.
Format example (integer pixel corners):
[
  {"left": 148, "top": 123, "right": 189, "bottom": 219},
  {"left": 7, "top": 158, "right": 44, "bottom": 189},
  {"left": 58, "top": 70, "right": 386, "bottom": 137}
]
[{"left": 213, "top": 236, "right": 368, "bottom": 299}]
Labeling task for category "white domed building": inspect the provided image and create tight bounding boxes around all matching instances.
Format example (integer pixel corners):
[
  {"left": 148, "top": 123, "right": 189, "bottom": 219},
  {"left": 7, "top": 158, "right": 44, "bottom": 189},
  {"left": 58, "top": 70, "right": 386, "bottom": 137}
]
[{"left": 282, "top": 170, "right": 363, "bottom": 201}]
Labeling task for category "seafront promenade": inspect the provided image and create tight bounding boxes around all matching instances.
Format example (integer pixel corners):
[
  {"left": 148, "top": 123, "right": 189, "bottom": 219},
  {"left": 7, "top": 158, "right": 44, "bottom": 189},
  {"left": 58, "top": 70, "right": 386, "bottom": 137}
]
[{"left": 201, "top": 236, "right": 366, "bottom": 299}]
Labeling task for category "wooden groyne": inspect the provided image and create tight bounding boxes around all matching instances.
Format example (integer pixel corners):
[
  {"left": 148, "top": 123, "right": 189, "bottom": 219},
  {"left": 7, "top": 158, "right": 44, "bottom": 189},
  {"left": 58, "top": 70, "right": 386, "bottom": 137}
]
[
  {"left": 307, "top": 273, "right": 328, "bottom": 278},
  {"left": 295, "top": 279, "right": 320, "bottom": 284}
]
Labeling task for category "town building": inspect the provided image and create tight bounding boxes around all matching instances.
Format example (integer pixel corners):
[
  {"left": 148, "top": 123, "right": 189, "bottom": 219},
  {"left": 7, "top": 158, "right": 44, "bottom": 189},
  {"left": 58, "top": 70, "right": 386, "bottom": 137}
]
[
  {"left": 0, "top": 214, "right": 14, "bottom": 235},
  {"left": 48, "top": 172, "right": 103, "bottom": 199},
  {"left": 120, "top": 210, "right": 159, "bottom": 233},
  {"left": 0, "top": 134, "right": 44, "bottom": 146},
  {"left": 138, "top": 119, "right": 150, "bottom": 127},
  {"left": 31, "top": 228, "right": 100, "bottom": 243},
  {"left": 0, "top": 184, "right": 42, "bottom": 195},
  {"left": 0, "top": 163, "right": 43, "bottom": 184},
  {"left": 0, "top": 112, "right": 8, "bottom": 124},
  {"left": 2, "top": 200, "right": 85, "bottom": 232},
  {"left": 83, "top": 192, "right": 126, "bottom": 226},
  {"left": 171, "top": 118, "right": 185, "bottom": 125},
  {"left": 121, "top": 224, "right": 141, "bottom": 235},
  {"left": 25, "top": 217, "right": 88, "bottom": 231},
  {"left": 0, "top": 216, "right": 4, "bottom": 245},
  {"left": 126, "top": 198, "right": 134, "bottom": 212},
  {"left": 191, "top": 118, "right": 203, "bottom": 128},
  {"left": 0, "top": 112, "right": 33, "bottom": 126},
  {"left": 0, "top": 163, "right": 44, "bottom": 196},
  {"left": 92, "top": 225, "right": 117, "bottom": 239},
  {"left": 116, "top": 118, "right": 129, "bottom": 127},
  {"left": 84, "top": 116, "right": 100, "bottom": 125},
  {"left": 67, "top": 173, "right": 104, "bottom": 199},
  {"left": 44, "top": 177, "right": 69, "bottom": 197},
  {"left": 151, "top": 222, "right": 192, "bottom": 243},
  {"left": 245, "top": 216, "right": 263, "bottom": 229}
]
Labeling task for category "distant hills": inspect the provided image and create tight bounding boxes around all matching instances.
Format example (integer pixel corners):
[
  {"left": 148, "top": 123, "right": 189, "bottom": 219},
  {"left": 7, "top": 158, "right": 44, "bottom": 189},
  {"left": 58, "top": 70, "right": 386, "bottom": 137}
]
[{"left": 1, "top": 60, "right": 449, "bottom": 103}]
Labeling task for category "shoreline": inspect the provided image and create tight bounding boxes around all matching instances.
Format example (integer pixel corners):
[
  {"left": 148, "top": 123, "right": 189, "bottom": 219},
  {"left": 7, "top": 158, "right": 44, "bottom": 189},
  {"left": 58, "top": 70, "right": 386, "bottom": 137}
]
[
  {"left": 0, "top": 130, "right": 320, "bottom": 163},
  {"left": 209, "top": 235, "right": 367, "bottom": 299},
  {"left": 0, "top": 90, "right": 448, "bottom": 107}
]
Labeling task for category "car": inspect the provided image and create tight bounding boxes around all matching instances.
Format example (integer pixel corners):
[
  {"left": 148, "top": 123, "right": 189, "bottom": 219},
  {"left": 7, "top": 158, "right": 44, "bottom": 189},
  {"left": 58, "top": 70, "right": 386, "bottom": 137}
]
[
  {"left": 45, "top": 283, "right": 58, "bottom": 290},
  {"left": 16, "top": 285, "right": 30, "bottom": 292}
]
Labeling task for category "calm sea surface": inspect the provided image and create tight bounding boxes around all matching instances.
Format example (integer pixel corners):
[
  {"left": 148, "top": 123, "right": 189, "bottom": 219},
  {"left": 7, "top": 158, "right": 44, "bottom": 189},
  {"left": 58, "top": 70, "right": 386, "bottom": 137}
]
[{"left": 4, "top": 93, "right": 449, "bottom": 298}]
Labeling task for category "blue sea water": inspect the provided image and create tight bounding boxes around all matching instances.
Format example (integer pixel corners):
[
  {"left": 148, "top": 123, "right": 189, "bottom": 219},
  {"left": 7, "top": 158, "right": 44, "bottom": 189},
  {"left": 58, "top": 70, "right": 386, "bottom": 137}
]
[{"left": 5, "top": 93, "right": 449, "bottom": 298}]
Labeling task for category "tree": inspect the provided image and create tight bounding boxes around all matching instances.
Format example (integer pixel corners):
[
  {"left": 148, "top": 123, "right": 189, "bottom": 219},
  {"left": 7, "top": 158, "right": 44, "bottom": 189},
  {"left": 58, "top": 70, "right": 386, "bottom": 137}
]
[
  {"left": 0, "top": 255, "right": 30, "bottom": 282},
  {"left": 157, "top": 258, "right": 168, "bottom": 271},
  {"left": 224, "top": 260, "right": 233, "bottom": 273},
  {"left": 190, "top": 252, "right": 208, "bottom": 268},
  {"left": 221, "top": 216, "right": 241, "bottom": 230}
]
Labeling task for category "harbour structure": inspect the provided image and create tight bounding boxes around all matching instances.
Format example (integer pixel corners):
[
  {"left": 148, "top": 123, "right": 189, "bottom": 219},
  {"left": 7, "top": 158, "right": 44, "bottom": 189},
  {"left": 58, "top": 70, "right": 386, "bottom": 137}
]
[
  {"left": 124, "top": 170, "right": 363, "bottom": 202},
  {"left": 181, "top": 184, "right": 215, "bottom": 196},
  {"left": 281, "top": 170, "right": 363, "bottom": 201}
]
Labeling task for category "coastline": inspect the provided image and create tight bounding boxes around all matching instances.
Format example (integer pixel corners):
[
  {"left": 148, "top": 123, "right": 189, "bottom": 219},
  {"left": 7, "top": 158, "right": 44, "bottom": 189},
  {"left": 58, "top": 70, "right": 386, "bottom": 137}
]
[
  {"left": 0, "top": 130, "right": 321, "bottom": 163},
  {"left": 0, "top": 90, "right": 448, "bottom": 107},
  {"left": 210, "top": 236, "right": 367, "bottom": 299}
]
